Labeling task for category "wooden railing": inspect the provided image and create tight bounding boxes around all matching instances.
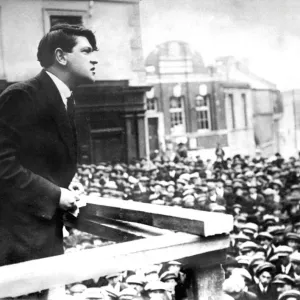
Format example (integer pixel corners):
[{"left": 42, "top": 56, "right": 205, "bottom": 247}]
[{"left": 0, "top": 197, "right": 233, "bottom": 299}]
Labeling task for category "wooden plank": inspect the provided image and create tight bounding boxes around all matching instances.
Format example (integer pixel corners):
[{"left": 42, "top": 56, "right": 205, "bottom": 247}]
[
  {"left": 64, "top": 214, "right": 171, "bottom": 242},
  {"left": 78, "top": 196, "right": 233, "bottom": 237},
  {"left": 0, "top": 233, "right": 230, "bottom": 298}
]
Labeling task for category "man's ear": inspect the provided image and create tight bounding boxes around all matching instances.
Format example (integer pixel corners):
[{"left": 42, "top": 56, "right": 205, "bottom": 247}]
[{"left": 54, "top": 48, "right": 67, "bottom": 66}]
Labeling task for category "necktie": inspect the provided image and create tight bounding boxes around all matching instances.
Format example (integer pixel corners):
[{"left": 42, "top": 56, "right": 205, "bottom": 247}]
[
  {"left": 66, "top": 93, "right": 78, "bottom": 159},
  {"left": 67, "top": 93, "right": 75, "bottom": 122}
]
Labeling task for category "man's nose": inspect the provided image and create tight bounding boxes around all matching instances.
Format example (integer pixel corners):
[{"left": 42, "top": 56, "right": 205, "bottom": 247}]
[{"left": 90, "top": 53, "right": 98, "bottom": 65}]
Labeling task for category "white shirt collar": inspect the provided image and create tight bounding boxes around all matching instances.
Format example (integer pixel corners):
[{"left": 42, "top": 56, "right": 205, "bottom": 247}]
[{"left": 46, "top": 71, "right": 72, "bottom": 108}]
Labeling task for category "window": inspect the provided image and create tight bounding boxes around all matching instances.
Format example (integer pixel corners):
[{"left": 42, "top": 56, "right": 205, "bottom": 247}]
[
  {"left": 43, "top": 9, "right": 87, "bottom": 32},
  {"left": 147, "top": 97, "right": 158, "bottom": 111},
  {"left": 169, "top": 96, "right": 185, "bottom": 135},
  {"left": 242, "top": 93, "right": 248, "bottom": 128},
  {"left": 228, "top": 93, "right": 235, "bottom": 129},
  {"left": 50, "top": 15, "right": 83, "bottom": 27},
  {"left": 195, "top": 95, "right": 210, "bottom": 130}
]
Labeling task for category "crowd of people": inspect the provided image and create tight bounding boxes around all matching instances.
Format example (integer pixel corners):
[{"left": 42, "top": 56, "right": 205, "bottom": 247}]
[{"left": 63, "top": 147, "right": 300, "bottom": 300}]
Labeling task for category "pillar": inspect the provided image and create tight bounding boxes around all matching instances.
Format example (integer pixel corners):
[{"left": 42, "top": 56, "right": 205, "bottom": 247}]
[{"left": 136, "top": 112, "right": 147, "bottom": 159}]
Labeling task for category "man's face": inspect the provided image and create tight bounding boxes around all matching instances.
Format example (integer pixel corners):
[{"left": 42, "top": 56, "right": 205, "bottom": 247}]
[
  {"left": 287, "top": 240, "right": 300, "bottom": 252},
  {"left": 65, "top": 36, "right": 98, "bottom": 86},
  {"left": 258, "top": 238, "right": 272, "bottom": 249},
  {"left": 259, "top": 271, "right": 272, "bottom": 287},
  {"left": 164, "top": 279, "right": 177, "bottom": 294}
]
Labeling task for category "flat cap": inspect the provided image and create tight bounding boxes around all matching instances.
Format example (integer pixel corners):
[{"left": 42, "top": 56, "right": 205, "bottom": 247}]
[
  {"left": 255, "top": 262, "right": 276, "bottom": 277},
  {"left": 242, "top": 223, "right": 258, "bottom": 234},
  {"left": 240, "top": 241, "right": 259, "bottom": 252},
  {"left": 167, "top": 261, "right": 182, "bottom": 266},
  {"left": 160, "top": 271, "right": 177, "bottom": 282},
  {"left": 118, "top": 288, "right": 138, "bottom": 300},
  {"left": 290, "top": 252, "right": 300, "bottom": 264},
  {"left": 278, "top": 290, "right": 300, "bottom": 300},
  {"left": 145, "top": 281, "right": 167, "bottom": 292},
  {"left": 231, "top": 268, "right": 252, "bottom": 281},
  {"left": 236, "top": 255, "right": 250, "bottom": 266},
  {"left": 286, "top": 232, "right": 300, "bottom": 242},
  {"left": 256, "top": 232, "right": 274, "bottom": 241},
  {"left": 126, "top": 275, "right": 145, "bottom": 286},
  {"left": 84, "top": 288, "right": 104, "bottom": 299},
  {"left": 272, "top": 274, "right": 295, "bottom": 286},
  {"left": 275, "top": 246, "right": 293, "bottom": 257}
]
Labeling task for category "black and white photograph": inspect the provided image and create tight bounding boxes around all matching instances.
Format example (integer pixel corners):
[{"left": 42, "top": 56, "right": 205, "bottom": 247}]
[{"left": 1, "top": 0, "right": 300, "bottom": 299}]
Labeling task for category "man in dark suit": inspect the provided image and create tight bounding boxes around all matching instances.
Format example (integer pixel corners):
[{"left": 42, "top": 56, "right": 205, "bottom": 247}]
[
  {"left": 0, "top": 23, "right": 98, "bottom": 269},
  {"left": 248, "top": 263, "right": 278, "bottom": 300}
]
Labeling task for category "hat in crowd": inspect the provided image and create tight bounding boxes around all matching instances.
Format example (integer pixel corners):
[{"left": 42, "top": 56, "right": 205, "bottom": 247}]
[
  {"left": 145, "top": 281, "right": 167, "bottom": 292},
  {"left": 167, "top": 261, "right": 182, "bottom": 266},
  {"left": 118, "top": 288, "right": 138, "bottom": 300},
  {"left": 69, "top": 283, "right": 87, "bottom": 294},
  {"left": 278, "top": 290, "right": 300, "bottom": 300},
  {"left": 249, "top": 256, "right": 266, "bottom": 269},
  {"left": 269, "top": 226, "right": 285, "bottom": 236},
  {"left": 236, "top": 255, "right": 250, "bottom": 267},
  {"left": 256, "top": 232, "right": 274, "bottom": 241},
  {"left": 272, "top": 274, "right": 295, "bottom": 286},
  {"left": 255, "top": 262, "right": 276, "bottom": 277},
  {"left": 239, "top": 241, "right": 259, "bottom": 253},
  {"left": 262, "top": 215, "right": 278, "bottom": 225},
  {"left": 234, "top": 232, "right": 251, "bottom": 243},
  {"left": 84, "top": 288, "right": 104, "bottom": 299},
  {"left": 105, "top": 273, "right": 120, "bottom": 280},
  {"left": 241, "top": 223, "right": 259, "bottom": 234},
  {"left": 231, "top": 268, "right": 252, "bottom": 282},
  {"left": 126, "top": 275, "right": 145, "bottom": 286},
  {"left": 160, "top": 271, "right": 177, "bottom": 282},
  {"left": 275, "top": 246, "right": 293, "bottom": 257},
  {"left": 222, "top": 276, "right": 245, "bottom": 295},
  {"left": 294, "top": 222, "right": 300, "bottom": 229},
  {"left": 290, "top": 252, "right": 300, "bottom": 264},
  {"left": 286, "top": 232, "right": 300, "bottom": 242}
]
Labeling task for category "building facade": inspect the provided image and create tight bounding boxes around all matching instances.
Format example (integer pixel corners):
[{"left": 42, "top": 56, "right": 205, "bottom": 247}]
[
  {"left": 145, "top": 41, "right": 256, "bottom": 160},
  {"left": 0, "top": 0, "right": 150, "bottom": 163}
]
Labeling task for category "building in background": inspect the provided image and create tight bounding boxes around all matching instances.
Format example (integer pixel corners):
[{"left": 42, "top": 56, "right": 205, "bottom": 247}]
[
  {"left": 145, "top": 41, "right": 256, "bottom": 160},
  {"left": 279, "top": 90, "right": 300, "bottom": 158},
  {"left": 0, "top": 0, "right": 150, "bottom": 164},
  {"left": 214, "top": 57, "right": 283, "bottom": 157}
]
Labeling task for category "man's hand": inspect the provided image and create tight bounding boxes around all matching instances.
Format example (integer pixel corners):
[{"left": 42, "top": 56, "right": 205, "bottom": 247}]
[{"left": 59, "top": 188, "right": 80, "bottom": 211}]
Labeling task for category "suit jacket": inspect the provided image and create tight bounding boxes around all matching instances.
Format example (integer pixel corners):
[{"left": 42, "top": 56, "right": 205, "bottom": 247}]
[
  {"left": 0, "top": 70, "right": 77, "bottom": 266},
  {"left": 248, "top": 284, "right": 277, "bottom": 300}
]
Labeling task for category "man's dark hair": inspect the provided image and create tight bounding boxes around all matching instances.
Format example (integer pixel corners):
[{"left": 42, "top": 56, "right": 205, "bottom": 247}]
[{"left": 37, "top": 23, "right": 98, "bottom": 68}]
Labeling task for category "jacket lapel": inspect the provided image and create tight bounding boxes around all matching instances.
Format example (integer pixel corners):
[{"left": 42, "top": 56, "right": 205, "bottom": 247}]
[{"left": 35, "top": 70, "right": 77, "bottom": 164}]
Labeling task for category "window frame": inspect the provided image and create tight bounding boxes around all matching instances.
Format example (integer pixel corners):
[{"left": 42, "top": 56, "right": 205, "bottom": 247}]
[
  {"left": 195, "top": 94, "right": 211, "bottom": 132},
  {"left": 169, "top": 95, "right": 186, "bottom": 135},
  {"left": 43, "top": 8, "right": 88, "bottom": 33}
]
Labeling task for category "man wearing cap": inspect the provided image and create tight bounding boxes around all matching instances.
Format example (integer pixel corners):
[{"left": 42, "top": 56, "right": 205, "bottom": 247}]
[
  {"left": 126, "top": 275, "right": 145, "bottom": 296},
  {"left": 256, "top": 232, "right": 276, "bottom": 261},
  {"left": 272, "top": 274, "right": 295, "bottom": 299},
  {"left": 286, "top": 233, "right": 300, "bottom": 253},
  {"left": 248, "top": 263, "right": 277, "bottom": 300},
  {"left": 160, "top": 271, "right": 178, "bottom": 300},
  {"left": 145, "top": 281, "right": 168, "bottom": 300},
  {"left": 275, "top": 246, "right": 294, "bottom": 277},
  {"left": 278, "top": 289, "right": 300, "bottom": 300},
  {"left": 289, "top": 252, "right": 300, "bottom": 280},
  {"left": 103, "top": 273, "right": 127, "bottom": 293},
  {"left": 223, "top": 276, "right": 258, "bottom": 300}
]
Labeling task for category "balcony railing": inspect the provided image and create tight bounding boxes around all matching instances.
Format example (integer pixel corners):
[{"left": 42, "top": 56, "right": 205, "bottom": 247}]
[{"left": 0, "top": 197, "right": 233, "bottom": 299}]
